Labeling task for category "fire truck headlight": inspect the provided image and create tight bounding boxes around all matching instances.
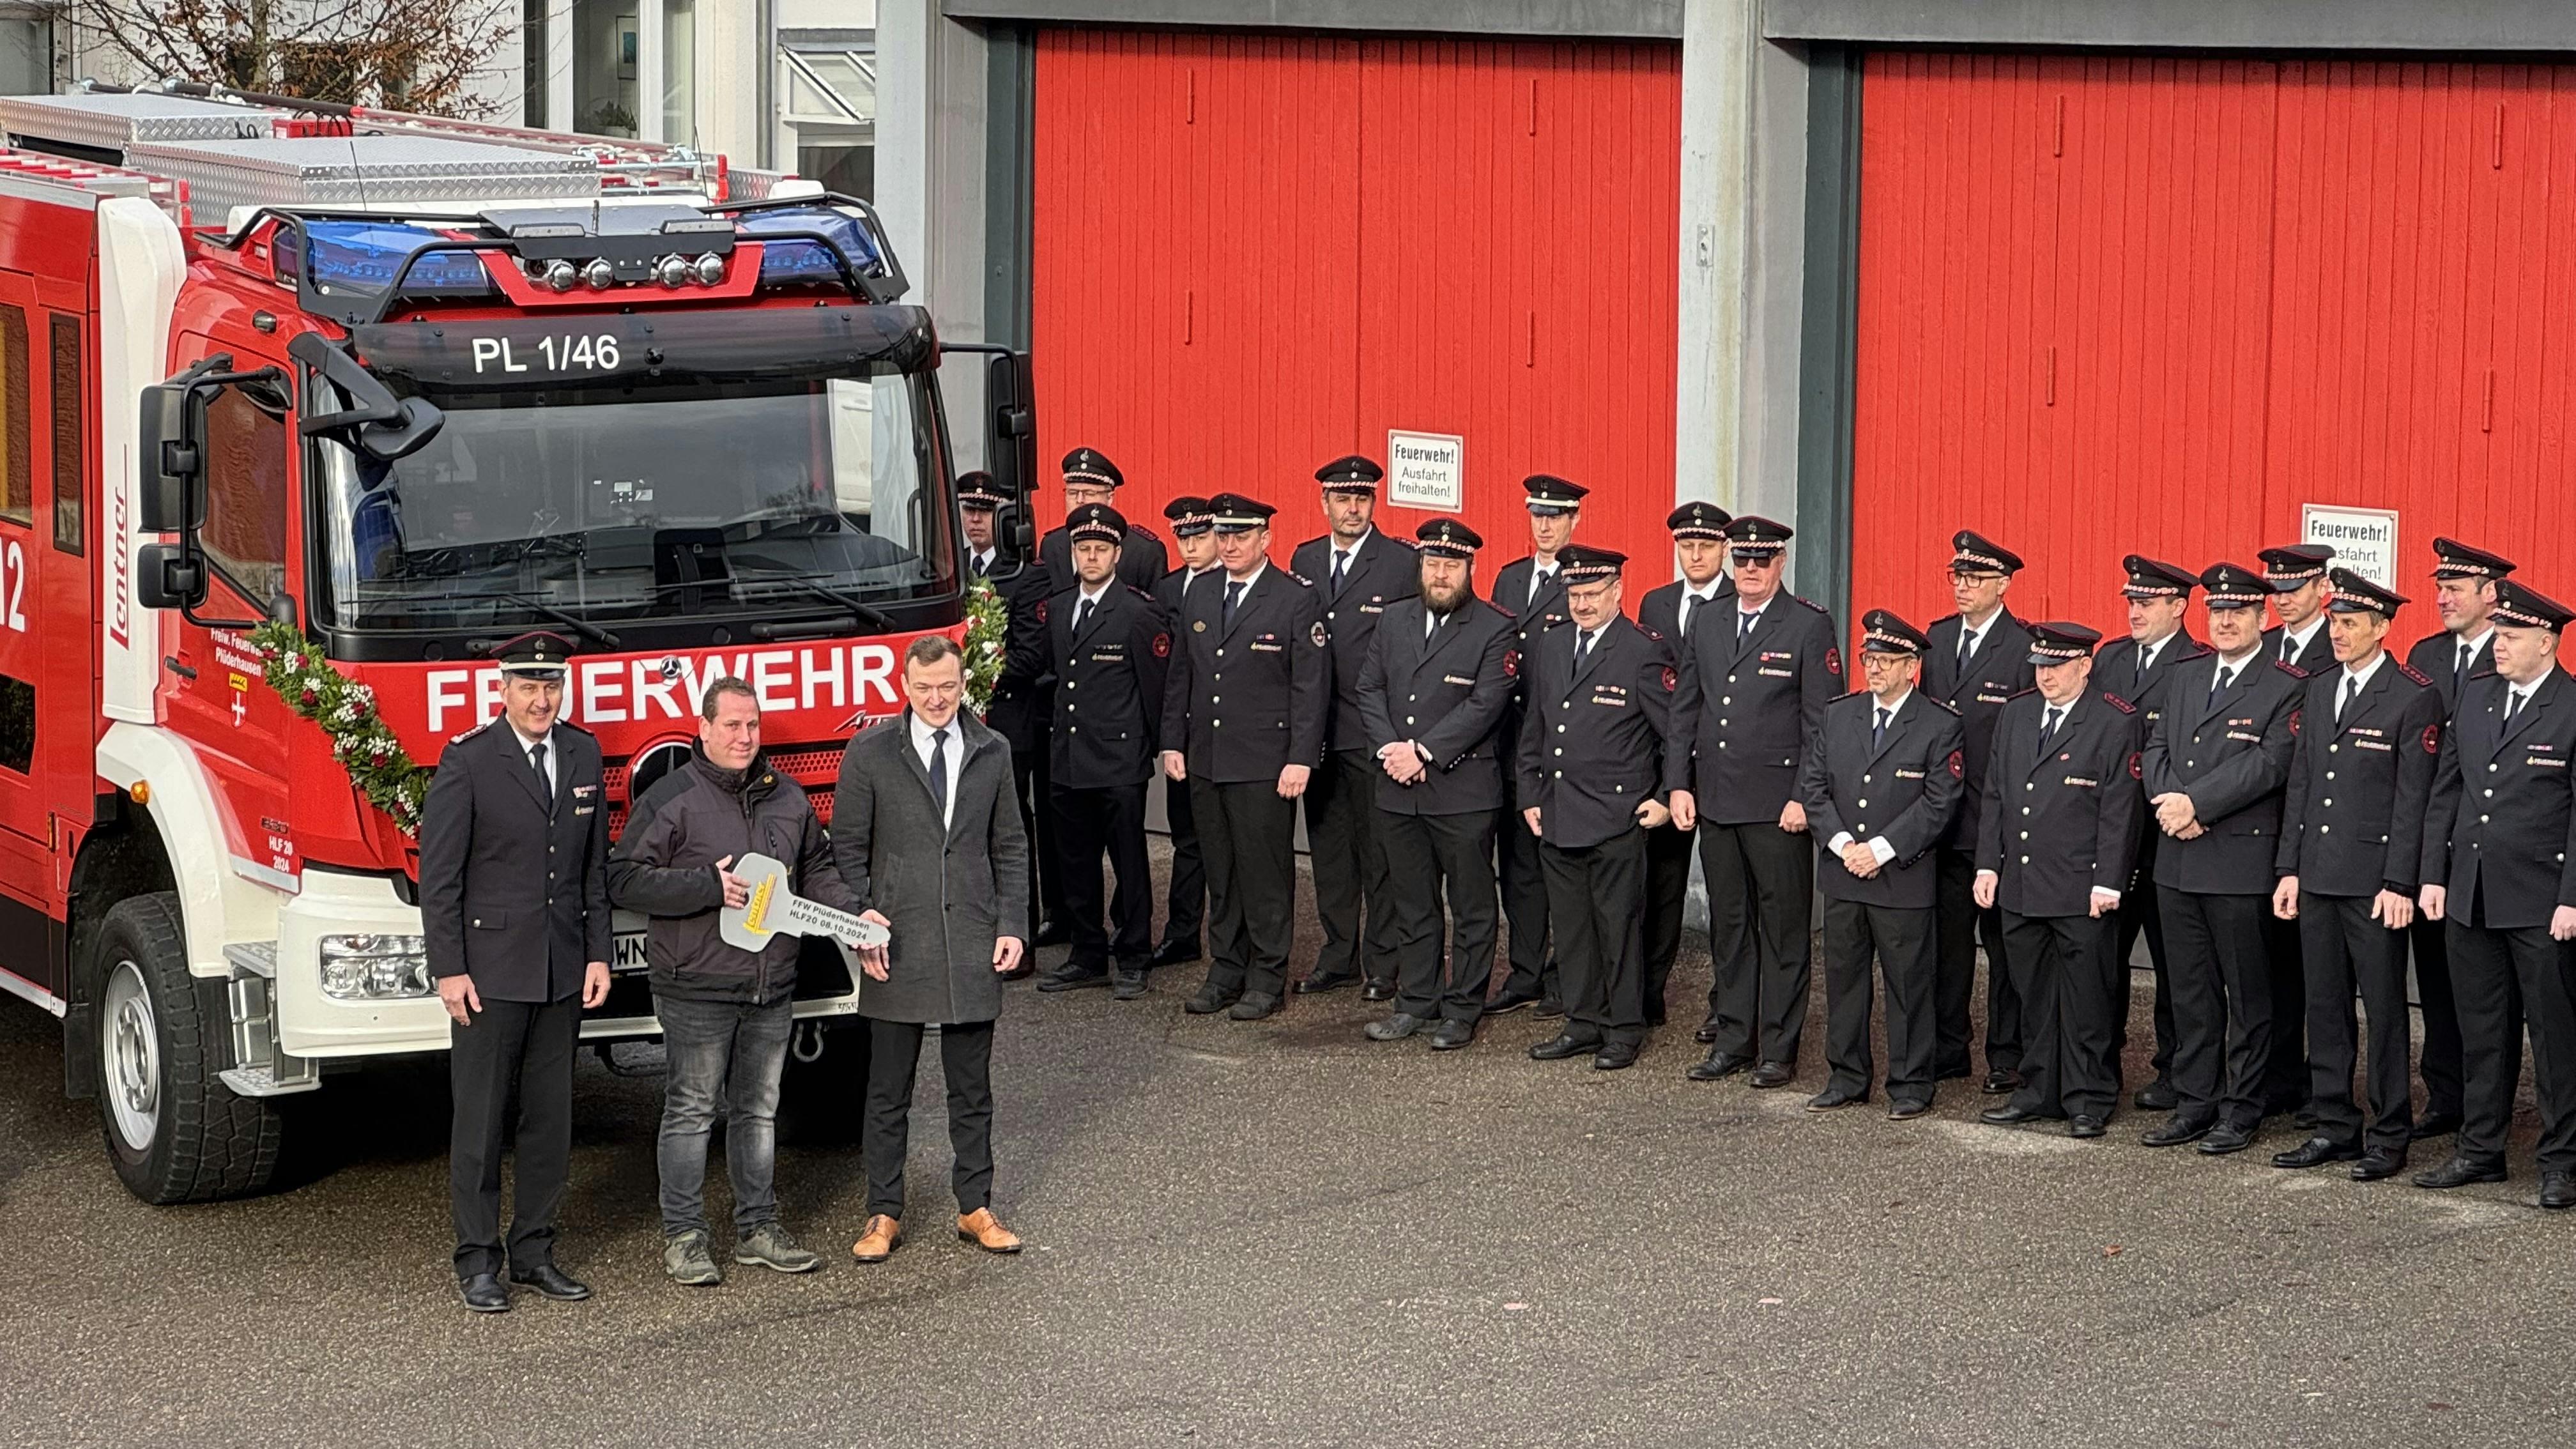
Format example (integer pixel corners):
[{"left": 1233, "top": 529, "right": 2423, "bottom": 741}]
[
  {"left": 582, "top": 258, "right": 617, "bottom": 290},
  {"left": 535, "top": 259, "right": 577, "bottom": 293},
  {"left": 655, "top": 253, "right": 691, "bottom": 288},
  {"left": 319, "top": 934, "right": 434, "bottom": 999},
  {"left": 692, "top": 252, "right": 726, "bottom": 286}
]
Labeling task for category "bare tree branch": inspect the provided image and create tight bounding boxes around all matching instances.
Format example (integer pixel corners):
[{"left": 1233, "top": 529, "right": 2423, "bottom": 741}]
[{"left": 70, "top": 0, "right": 519, "bottom": 117}]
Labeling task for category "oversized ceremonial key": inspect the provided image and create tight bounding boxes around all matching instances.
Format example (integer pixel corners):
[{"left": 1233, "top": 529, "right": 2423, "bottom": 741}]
[{"left": 719, "top": 852, "right": 891, "bottom": 953}]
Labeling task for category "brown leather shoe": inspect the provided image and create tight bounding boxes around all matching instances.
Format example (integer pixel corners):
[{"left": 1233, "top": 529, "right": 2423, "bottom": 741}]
[
  {"left": 956, "top": 1207, "right": 1023, "bottom": 1254},
  {"left": 850, "top": 1215, "right": 901, "bottom": 1263}
]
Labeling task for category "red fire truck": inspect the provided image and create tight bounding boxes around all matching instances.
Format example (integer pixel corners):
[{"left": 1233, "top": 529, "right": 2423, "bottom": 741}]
[{"left": 0, "top": 84, "right": 1038, "bottom": 1202}]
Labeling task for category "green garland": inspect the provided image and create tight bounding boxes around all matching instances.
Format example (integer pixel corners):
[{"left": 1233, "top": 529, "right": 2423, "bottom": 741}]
[
  {"left": 963, "top": 571, "right": 1006, "bottom": 716},
  {"left": 249, "top": 618, "right": 433, "bottom": 837}
]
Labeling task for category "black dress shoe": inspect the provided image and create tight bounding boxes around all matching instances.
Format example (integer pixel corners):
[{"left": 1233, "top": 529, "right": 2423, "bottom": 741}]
[
  {"left": 2067, "top": 1115, "right": 2108, "bottom": 1139},
  {"left": 1147, "top": 939, "right": 1202, "bottom": 969},
  {"left": 2271, "top": 1135, "right": 2362, "bottom": 1169},
  {"left": 2196, "top": 1121, "right": 2258, "bottom": 1156},
  {"left": 1645, "top": 1008, "right": 1667, "bottom": 1029},
  {"left": 2134, "top": 1081, "right": 2179, "bottom": 1112},
  {"left": 1485, "top": 987, "right": 1542, "bottom": 1016},
  {"left": 1887, "top": 1098, "right": 1931, "bottom": 1121},
  {"left": 1980, "top": 1104, "right": 2046, "bottom": 1126},
  {"left": 1806, "top": 1088, "right": 1864, "bottom": 1112},
  {"left": 2292, "top": 1109, "right": 2320, "bottom": 1131},
  {"left": 1110, "top": 969, "right": 1147, "bottom": 1001},
  {"left": 1363, "top": 1012, "right": 1427, "bottom": 1042},
  {"left": 1184, "top": 985, "right": 1239, "bottom": 1015},
  {"left": 1227, "top": 992, "right": 1282, "bottom": 1021},
  {"left": 1031, "top": 918, "right": 1071, "bottom": 947},
  {"left": 2350, "top": 1147, "right": 2408, "bottom": 1181},
  {"left": 1749, "top": 1061, "right": 1795, "bottom": 1089},
  {"left": 1686, "top": 1051, "right": 1754, "bottom": 1082},
  {"left": 1430, "top": 1018, "right": 1476, "bottom": 1051},
  {"left": 1528, "top": 1033, "right": 1595, "bottom": 1061},
  {"left": 1036, "top": 966, "right": 1109, "bottom": 993},
  {"left": 2539, "top": 1172, "right": 2576, "bottom": 1210},
  {"left": 1935, "top": 1064, "right": 1972, "bottom": 1082},
  {"left": 1692, "top": 1022, "right": 1721, "bottom": 1045},
  {"left": 1533, "top": 997, "right": 1567, "bottom": 1020},
  {"left": 1593, "top": 1043, "right": 1639, "bottom": 1071},
  {"left": 2413, "top": 1156, "right": 2507, "bottom": 1190},
  {"left": 2142, "top": 1114, "right": 2217, "bottom": 1147},
  {"left": 1361, "top": 980, "right": 1396, "bottom": 1002},
  {"left": 457, "top": 1273, "right": 510, "bottom": 1313},
  {"left": 509, "top": 1264, "right": 592, "bottom": 1301},
  {"left": 1981, "top": 1069, "right": 2022, "bottom": 1096},
  {"left": 2411, "top": 1111, "right": 2464, "bottom": 1142},
  {"left": 1296, "top": 970, "right": 1358, "bottom": 995}
]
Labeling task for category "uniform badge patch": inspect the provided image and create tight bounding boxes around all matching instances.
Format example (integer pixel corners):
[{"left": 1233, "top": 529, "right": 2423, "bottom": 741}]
[
  {"left": 1825, "top": 647, "right": 1842, "bottom": 677},
  {"left": 2423, "top": 723, "right": 2441, "bottom": 755},
  {"left": 2287, "top": 708, "right": 2301, "bottom": 736},
  {"left": 1036, "top": 598, "right": 1048, "bottom": 623},
  {"left": 1947, "top": 749, "right": 1964, "bottom": 779},
  {"left": 1660, "top": 666, "right": 1677, "bottom": 693},
  {"left": 1311, "top": 622, "right": 1329, "bottom": 648},
  {"left": 1193, "top": 620, "right": 1206, "bottom": 632},
  {"left": 1153, "top": 632, "right": 1171, "bottom": 657},
  {"left": 2129, "top": 751, "right": 2143, "bottom": 780},
  {"left": 1504, "top": 649, "right": 1519, "bottom": 678}
]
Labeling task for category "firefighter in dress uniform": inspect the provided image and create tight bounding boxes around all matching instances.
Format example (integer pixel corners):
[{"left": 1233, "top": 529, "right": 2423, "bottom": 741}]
[
  {"left": 1149, "top": 495, "right": 1223, "bottom": 970},
  {"left": 1634, "top": 500, "right": 1734, "bottom": 1028},
  {"left": 974, "top": 471, "right": 1064, "bottom": 963},
  {"left": 1973, "top": 622, "right": 2143, "bottom": 1138},
  {"left": 1517, "top": 545, "right": 1683, "bottom": 1073},
  {"left": 1034, "top": 504, "right": 1173, "bottom": 1001},
  {"left": 1485, "top": 473, "right": 1588, "bottom": 1017},
  {"left": 418, "top": 630, "right": 613, "bottom": 1314},
  {"left": 2254, "top": 542, "right": 2337, "bottom": 1124},
  {"left": 1797, "top": 610, "right": 1964, "bottom": 1118},
  {"left": 1040, "top": 445, "right": 1169, "bottom": 592},
  {"left": 1354, "top": 518, "right": 1516, "bottom": 1050}
]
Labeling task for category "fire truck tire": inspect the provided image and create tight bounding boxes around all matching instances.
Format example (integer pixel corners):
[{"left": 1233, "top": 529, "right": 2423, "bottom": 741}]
[{"left": 93, "top": 893, "right": 283, "bottom": 1204}]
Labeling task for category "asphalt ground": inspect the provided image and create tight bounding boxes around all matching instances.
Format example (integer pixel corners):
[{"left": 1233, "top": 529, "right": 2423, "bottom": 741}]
[{"left": 4, "top": 841, "right": 2573, "bottom": 1447}]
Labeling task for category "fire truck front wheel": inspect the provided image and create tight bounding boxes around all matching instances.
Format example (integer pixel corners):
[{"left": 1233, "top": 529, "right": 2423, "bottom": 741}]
[{"left": 93, "top": 893, "right": 283, "bottom": 1204}]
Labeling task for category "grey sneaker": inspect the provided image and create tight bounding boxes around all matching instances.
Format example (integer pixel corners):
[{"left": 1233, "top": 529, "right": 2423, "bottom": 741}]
[
  {"left": 735, "top": 1222, "right": 824, "bottom": 1273},
  {"left": 663, "top": 1229, "right": 723, "bottom": 1287}
]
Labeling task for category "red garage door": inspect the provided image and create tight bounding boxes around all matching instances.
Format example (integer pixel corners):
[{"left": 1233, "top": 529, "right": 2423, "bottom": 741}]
[
  {"left": 1855, "top": 55, "right": 2576, "bottom": 656},
  {"left": 1033, "top": 30, "right": 1681, "bottom": 576}
]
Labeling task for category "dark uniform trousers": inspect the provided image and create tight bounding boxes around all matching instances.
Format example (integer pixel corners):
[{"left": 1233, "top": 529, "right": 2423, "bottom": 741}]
[
  {"left": 1307, "top": 746, "right": 1395, "bottom": 985},
  {"left": 1199, "top": 780, "right": 1299, "bottom": 998},
  {"left": 1541, "top": 828, "right": 1650, "bottom": 1047},
  {"left": 1496, "top": 766, "right": 1558, "bottom": 1001},
  {"left": 2000, "top": 911, "right": 2123, "bottom": 1121},
  {"left": 448, "top": 996, "right": 582, "bottom": 1278},
  {"left": 1383, "top": 809, "right": 1501, "bottom": 1022},
  {"left": 1822, "top": 901, "right": 1938, "bottom": 1100},
  {"left": 1054, "top": 782, "right": 1152, "bottom": 969},
  {"left": 1161, "top": 773, "right": 1206, "bottom": 951},
  {"left": 2161, "top": 887, "right": 2273, "bottom": 1128},
  {"left": 1702, "top": 823, "right": 1814, "bottom": 1063},
  {"left": 1643, "top": 820, "right": 1694, "bottom": 1018},
  {"left": 2117, "top": 830, "right": 2178, "bottom": 1083},
  {"left": 2406, "top": 914, "right": 2467, "bottom": 1121},
  {"left": 1936, "top": 847, "right": 2018, "bottom": 1075},
  {"left": 2300, "top": 893, "right": 2416, "bottom": 1150},
  {"left": 2446, "top": 908, "right": 2576, "bottom": 1174},
  {"left": 864, "top": 1018, "right": 996, "bottom": 1217}
]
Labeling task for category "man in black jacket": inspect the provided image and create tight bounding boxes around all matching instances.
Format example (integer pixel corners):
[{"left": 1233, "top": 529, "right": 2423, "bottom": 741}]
[
  {"left": 1356, "top": 518, "right": 1515, "bottom": 1049},
  {"left": 2138, "top": 562, "right": 2304, "bottom": 1155},
  {"left": 1518, "top": 546, "right": 1683, "bottom": 1071},
  {"left": 1041, "top": 445, "right": 1169, "bottom": 592},
  {"left": 1669, "top": 515, "right": 1839, "bottom": 1087},
  {"left": 2416, "top": 578, "right": 2576, "bottom": 1204},
  {"left": 2267, "top": 570, "right": 2443, "bottom": 1181},
  {"left": 418, "top": 631, "right": 611, "bottom": 1314},
  {"left": 1292, "top": 455, "right": 1418, "bottom": 1000},
  {"left": 1634, "top": 500, "right": 1733, "bottom": 1025},
  {"left": 2400, "top": 535, "right": 2514, "bottom": 1144},
  {"left": 1485, "top": 473, "right": 1586, "bottom": 1016},
  {"left": 610, "top": 678, "right": 852, "bottom": 1285},
  {"left": 2255, "top": 542, "right": 2336, "bottom": 1121},
  {"left": 2095, "top": 555, "right": 2214, "bottom": 1111},
  {"left": 1974, "top": 622, "right": 2143, "bottom": 1138},
  {"left": 1924, "top": 530, "right": 2036, "bottom": 1094},
  {"left": 1798, "top": 611, "right": 1964, "bottom": 1117},
  {"left": 976, "top": 473, "right": 1062, "bottom": 961},
  {"left": 1150, "top": 496, "right": 1222, "bottom": 969},
  {"left": 1038, "top": 504, "right": 1173, "bottom": 1000}
]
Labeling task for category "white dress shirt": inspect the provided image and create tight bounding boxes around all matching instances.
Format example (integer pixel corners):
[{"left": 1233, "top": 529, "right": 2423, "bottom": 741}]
[
  {"left": 509, "top": 723, "right": 557, "bottom": 795},
  {"left": 910, "top": 711, "right": 960, "bottom": 831},
  {"left": 1829, "top": 689, "right": 1911, "bottom": 866}
]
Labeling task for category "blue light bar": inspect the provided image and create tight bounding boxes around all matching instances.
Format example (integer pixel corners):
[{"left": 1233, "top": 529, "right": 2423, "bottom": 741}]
[
  {"left": 737, "top": 207, "right": 887, "bottom": 286},
  {"left": 275, "top": 221, "right": 494, "bottom": 296}
]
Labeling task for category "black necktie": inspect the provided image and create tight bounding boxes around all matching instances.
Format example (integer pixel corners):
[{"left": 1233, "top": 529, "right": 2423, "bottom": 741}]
[
  {"left": 1873, "top": 706, "right": 1889, "bottom": 750},
  {"left": 928, "top": 727, "right": 950, "bottom": 816},
  {"left": 1958, "top": 629, "right": 1974, "bottom": 665},
  {"left": 2338, "top": 673, "right": 2358, "bottom": 721},
  {"left": 2457, "top": 640, "right": 2472, "bottom": 691},
  {"left": 972, "top": 553, "right": 988, "bottom": 578},
  {"left": 1331, "top": 551, "right": 1350, "bottom": 598},
  {"left": 1738, "top": 610, "right": 1754, "bottom": 641},
  {"left": 2506, "top": 689, "right": 2525, "bottom": 724},
  {"left": 1425, "top": 609, "right": 1441, "bottom": 643},
  {"left": 2209, "top": 663, "right": 2233, "bottom": 707},
  {"left": 2134, "top": 647, "right": 2149, "bottom": 692},
  {"left": 2039, "top": 705, "right": 2062, "bottom": 759},
  {"left": 1684, "top": 593, "right": 1707, "bottom": 638},
  {"left": 527, "top": 739, "right": 548, "bottom": 790},
  {"left": 1531, "top": 568, "right": 1552, "bottom": 606},
  {"left": 1579, "top": 629, "right": 1598, "bottom": 668},
  {"left": 1073, "top": 595, "right": 1093, "bottom": 637},
  {"left": 2280, "top": 634, "right": 2294, "bottom": 664},
  {"left": 1223, "top": 580, "right": 1245, "bottom": 630}
]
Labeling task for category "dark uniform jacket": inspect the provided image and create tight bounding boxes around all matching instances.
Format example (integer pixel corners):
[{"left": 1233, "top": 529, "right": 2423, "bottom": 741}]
[
  {"left": 608, "top": 745, "right": 852, "bottom": 1006},
  {"left": 2142, "top": 654, "right": 2304, "bottom": 894},
  {"left": 1976, "top": 689, "right": 2145, "bottom": 918},
  {"left": 1800, "top": 690, "right": 1965, "bottom": 910},
  {"left": 1046, "top": 579, "right": 1172, "bottom": 788},
  {"left": 2422, "top": 668, "right": 2576, "bottom": 930},
  {"left": 1355, "top": 597, "right": 1516, "bottom": 816},
  {"left": 1159, "top": 562, "right": 1331, "bottom": 783},
  {"left": 2095, "top": 630, "right": 2214, "bottom": 726},
  {"left": 1515, "top": 616, "right": 1683, "bottom": 850},
  {"left": 2276, "top": 656, "right": 2444, "bottom": 898},
  {"left": 1924, "top": 610, "right": 2036, "bottom": 851},
  {"left": 1668, "top": 592, "right": 1842, "bottom": 825},
  {"left": 1043, "top": 519, "right": 1169, "bottom": 594},
  {"left": 2262, "top": 621, "right": 2334, "bottom": 676},
  {"left": 1292, "top": 528, "right": 1420, "bottom": 750},
  {"left": 1637, "top": 577, "right": 1736, "bottom": 650},
  {"left": 420, "top": 719, "right": 613, "bottom": 1002},
  {"left": 831, "top": 710, "right": 1030, "bottom": 1023},
  {"left": 982, "top": 556, "right": 1057, "bottom": 757},
  {"left": 2405, "top": 628, "right": 2498, "bottom": 717}
]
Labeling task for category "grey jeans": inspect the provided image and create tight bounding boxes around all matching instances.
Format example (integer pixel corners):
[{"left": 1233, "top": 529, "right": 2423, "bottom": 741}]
[{"left": 654, "top": 995, "right": 795, "bottom": 1238}]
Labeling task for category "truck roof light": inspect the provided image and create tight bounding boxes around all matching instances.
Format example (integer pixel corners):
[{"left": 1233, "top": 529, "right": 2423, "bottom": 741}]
[
  {"left": 655, "top": 252, "right": 691, "bottom": 288},
  {"left": 692, "top": 252, "right": 726, "bottom": 285},
  {"left": 737, "top": 206, "right": 885, "bottom": 286},
  {"left": 536, "top": 258, "right": 577, "bottom": 293},
  {"left": 278, "top": 220, "right": 493, "bottom": 296},
  {"left": 581, "top": 257, "right": 616, "bottom": 290}
]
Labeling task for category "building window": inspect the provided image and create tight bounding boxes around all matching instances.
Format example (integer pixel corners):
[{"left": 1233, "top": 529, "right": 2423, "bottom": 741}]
[
  {"left": 48, "top": 313, "right": 78, "bottom": 555},
  {"left": 523, "top": 6, "right": 549, "bottom": 128},
  {"left": 0, "top": 305, "right": 27, "bottom": 526},
  {"left": 574, "top": 0, "right": 640, "bottom": 138},
  {"left": 661, "top": 0, "right": 694, "bottom": 143},
  {"left": 0, "top": 8, "right": 52, "bottom": 97},
  {"left": 779, "top": 33, "right": 873, "bottom": 201}
]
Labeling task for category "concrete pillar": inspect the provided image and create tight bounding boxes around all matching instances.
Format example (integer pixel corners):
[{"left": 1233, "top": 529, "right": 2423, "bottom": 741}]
[
  {"left": 1675, "top": 0, "right": 1756, "bottom": 514},
  {"left": 877, "top": 0, "right": 994, "bottom": 468}
]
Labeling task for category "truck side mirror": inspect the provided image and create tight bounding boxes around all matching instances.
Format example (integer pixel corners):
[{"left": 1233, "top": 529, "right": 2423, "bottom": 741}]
[
  {"left": 985, "top": 351, "right": 1037, "bottom": 503},
  {"left": 134, "top": 543, "right": 205, "bottom": 610},
  {"left": 136, "top": 378, "right": 207, "bottom": 534}
]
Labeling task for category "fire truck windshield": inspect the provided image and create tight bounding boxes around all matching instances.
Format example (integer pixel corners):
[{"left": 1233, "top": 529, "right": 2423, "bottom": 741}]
[{"left": 314, "top": 371, "right": 955, "bottom": 634}]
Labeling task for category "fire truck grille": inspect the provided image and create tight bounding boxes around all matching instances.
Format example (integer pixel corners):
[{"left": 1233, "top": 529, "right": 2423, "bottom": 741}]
[{"left": 601, "top": 739, "right": 849, "bottom": 839}]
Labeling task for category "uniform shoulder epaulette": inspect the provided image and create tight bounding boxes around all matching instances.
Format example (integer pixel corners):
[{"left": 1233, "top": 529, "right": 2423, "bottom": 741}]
[
  {"left": 1484, "top": 599, "right": 1517, "bottom": 620},
  {"left": 2101, "top": 692, "right": 2137, "bottom": 714},
  {"left": 1389, "top": 534, "right": 1418, "bottom": 549},
  {"left": 1295, "top": 534, "right": 1330, "bottom": 552},
  {"left": 1283, "top": 570, "right": 1313, "bottom": 588},
  {"left": 2272, "top": 659, "right": 2309, "bottom": 678},
  {"left": 553, "top": 717, "right": 596, "bottom": 737},
  {"left": 1833, "top": 687, "right": 1870, "bottom": 703},
  {"left": 1129, "top": 520, "right": 1163, "bottom": 540},
  {"left": 1124, "top": 583, "right": 1157, "bottom": 603},
  {"left": 2395, "top": 660, "right": 2433, "bottom": 687},
  {"left": 449, "top": 719, "right": 494, "bottom": 744},
  {"left": 1791, "top": 594, "right": 1830, "bottom": 615},
  {"left": 1923, "top": 695, "right": 1961, "bottom": 717},
  {"left": 2177, "top": 638, "right": 2214, "bottom": 658},
  {"left": 2009, "top": 684, "right": 2042, "bottom": 701}
]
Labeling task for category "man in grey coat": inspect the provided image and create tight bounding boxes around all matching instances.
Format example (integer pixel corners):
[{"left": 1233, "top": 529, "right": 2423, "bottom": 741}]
[{"left": 834, "top": 634, "right": 1031, "bottom": 1264}]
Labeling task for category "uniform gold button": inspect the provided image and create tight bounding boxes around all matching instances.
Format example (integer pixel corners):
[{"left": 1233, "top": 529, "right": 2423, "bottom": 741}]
[
  {"left": 1858, "top": 799, "right": 1869, "bottom": 808},
  {"left": 1211, "top": 695, "right": 1220, "bottom": 704},
  {"left": 2319, "top": 824, "right": 2329, "bottom": 833},
  {"left": 2020, "top": 854, "right": 2030, "bottom": 864},
  {"left": 1066, "top": 680, "right": 1076, "bottom": 690},
  {"left": 1405, "top": 716, "right": 1414, "bottom": 725},
  {"left": 2326, "top": 771, "right": 2335, "bottom": 780},
  {"left": 1863, "top": 774, "right": 1872, "bottom": 783},
  {"left": 1728, "top": 675, "right": 1737, "bottom": 684}
]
